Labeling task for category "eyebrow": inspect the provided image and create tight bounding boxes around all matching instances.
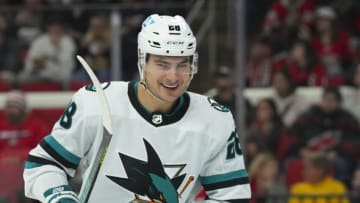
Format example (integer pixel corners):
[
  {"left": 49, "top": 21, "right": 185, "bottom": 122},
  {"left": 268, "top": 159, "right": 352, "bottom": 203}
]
[{"left": 154, "top": 57, "right": 190, "bottom": 64}]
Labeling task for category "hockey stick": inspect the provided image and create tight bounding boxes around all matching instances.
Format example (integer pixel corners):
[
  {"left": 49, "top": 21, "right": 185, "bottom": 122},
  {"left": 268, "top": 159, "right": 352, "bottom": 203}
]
[{"left": 76, "top": 55, "right": 113, "bottom": 203}]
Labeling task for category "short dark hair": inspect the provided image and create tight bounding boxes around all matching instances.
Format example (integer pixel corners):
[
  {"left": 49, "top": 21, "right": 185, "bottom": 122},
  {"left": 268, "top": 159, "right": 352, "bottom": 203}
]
[
  {"left": 322, "top": 85, "right": 342, "bottom": 102},
  {"left": 213, "top": 66, "right": 232, "bottom": 77},
  {"left": 273, "top": 68, "right": 296, "bottom": 93}
]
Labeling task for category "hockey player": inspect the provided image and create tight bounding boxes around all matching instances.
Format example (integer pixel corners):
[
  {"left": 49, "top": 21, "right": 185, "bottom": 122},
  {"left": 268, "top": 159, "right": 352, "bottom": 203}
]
[{"left": 23, "top": 14, "right": 251, "bottom": 203}]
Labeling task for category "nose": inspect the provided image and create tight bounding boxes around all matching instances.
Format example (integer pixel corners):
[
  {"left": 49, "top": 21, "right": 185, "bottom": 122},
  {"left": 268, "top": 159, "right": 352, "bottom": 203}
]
[{"left": 166, "top": 67, "right": 179, "bottom": 80}]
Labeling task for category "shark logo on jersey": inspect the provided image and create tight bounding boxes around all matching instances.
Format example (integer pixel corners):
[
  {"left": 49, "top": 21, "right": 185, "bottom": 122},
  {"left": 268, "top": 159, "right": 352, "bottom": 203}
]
[{"left": 106, "top": 139, "right": 193, "bottom": 203}]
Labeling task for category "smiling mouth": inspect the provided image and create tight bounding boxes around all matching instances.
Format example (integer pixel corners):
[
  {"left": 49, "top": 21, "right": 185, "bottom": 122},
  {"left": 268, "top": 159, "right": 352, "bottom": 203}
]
[{"left": 161, "top": 83, "right": 179, "bottom": 90}]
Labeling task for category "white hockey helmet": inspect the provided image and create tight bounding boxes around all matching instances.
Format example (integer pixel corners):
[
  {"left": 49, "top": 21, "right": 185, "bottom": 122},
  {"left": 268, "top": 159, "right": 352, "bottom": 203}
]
[{"left": 137, "top": 14, "right": 198, "bottom": 79}]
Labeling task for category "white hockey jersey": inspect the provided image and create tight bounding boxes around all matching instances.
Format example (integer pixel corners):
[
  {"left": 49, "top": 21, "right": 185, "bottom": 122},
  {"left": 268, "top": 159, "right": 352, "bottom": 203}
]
[{"left": 23, "top": 81, "right": 251, "bottom": 203}]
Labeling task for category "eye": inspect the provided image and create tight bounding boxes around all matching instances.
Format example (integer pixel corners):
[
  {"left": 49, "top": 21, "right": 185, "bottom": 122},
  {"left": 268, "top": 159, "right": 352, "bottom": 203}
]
[
  {"left": 159, "top": 193, "right": 164, "bottom": 200},
  {"left": 178, "top": 63, "right": 189, "bottom": 68},
  {"left": 156, "top": 63, "right": 169, "bottom": 69}
]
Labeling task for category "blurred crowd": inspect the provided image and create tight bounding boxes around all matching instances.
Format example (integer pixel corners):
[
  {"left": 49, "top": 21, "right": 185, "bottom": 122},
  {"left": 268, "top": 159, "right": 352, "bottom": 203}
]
[
  {"left": 246, "top": 0, "right": 360, "bottom": 88},
  {"left": 0, "top": 0, "right": 187, "bottom": 91},
  {"left": 209, "top": 0, "right": 360, "bottom": 202},
  {"left": 2, "top": 0, "right": 360, "bottom": 203},
  {"left": 208, "top": 65, "right": 360, "bottom": 203}
]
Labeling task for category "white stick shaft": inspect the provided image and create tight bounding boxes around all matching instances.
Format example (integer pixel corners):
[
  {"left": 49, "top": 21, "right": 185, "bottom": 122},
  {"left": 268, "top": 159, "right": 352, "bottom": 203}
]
[
  {"left": 76, "top": 55, "right": 113, "bottom": 202},
  {"left": 76, "top": 55, "right": 113, "bottom": 134}
]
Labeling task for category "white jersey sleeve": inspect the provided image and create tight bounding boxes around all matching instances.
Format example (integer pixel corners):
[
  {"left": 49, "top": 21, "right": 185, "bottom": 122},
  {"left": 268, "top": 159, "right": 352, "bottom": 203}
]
[
  {"left": 198, "top": 100, "right": 251, "bottom": 202},
  {"left": 23, "top": 86, "right": 103, "bottom": 202}
]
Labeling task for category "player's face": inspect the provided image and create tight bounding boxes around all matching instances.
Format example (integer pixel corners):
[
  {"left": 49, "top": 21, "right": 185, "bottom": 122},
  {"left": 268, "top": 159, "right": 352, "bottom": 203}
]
[{"left": 144, "top": 54, "right": 192, "bottom": 103}]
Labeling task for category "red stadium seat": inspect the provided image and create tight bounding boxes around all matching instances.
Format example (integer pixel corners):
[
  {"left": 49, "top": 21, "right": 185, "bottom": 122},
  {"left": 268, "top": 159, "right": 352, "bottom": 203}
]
[
  {"left": 70, "top": 81, "right": 90, "bottom": 91},
  {"left": 0, "top": 109, "right": 64, "bottom": 131},
  {"left": 0, "top": 81, "right": 12, "bottom": 92},
  {"left": 31, "top": 108, "right": 64, "bottom": 129},
  {"left": 284, "top": 159, "right": 304, "bottom": 188},
  {"left": 0, "top": 159, "right": 25, "bottom": 203},
  {"left": 20, "top": 82, "right": 63, "bottom": 91}
]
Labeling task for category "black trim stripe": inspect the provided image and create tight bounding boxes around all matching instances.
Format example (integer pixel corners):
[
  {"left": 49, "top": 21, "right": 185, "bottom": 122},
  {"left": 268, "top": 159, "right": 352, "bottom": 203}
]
[
  {"left": 227, "top": 199, "right": 251, "bottom": 203},
  {"left": 27, "top": 155, "right": 71, "bottom": 179},
  {"left": 203, "top": 177, "right": 250, "bottom": 191},
  {"left": 205, "top": 197, "right": 250, "bottom": 203},
  {"left": 40, "top": 140, "right": 78, "bottom": 169},
  {"left": 128, "top": 81, "right": 190, "bottom": 127}
]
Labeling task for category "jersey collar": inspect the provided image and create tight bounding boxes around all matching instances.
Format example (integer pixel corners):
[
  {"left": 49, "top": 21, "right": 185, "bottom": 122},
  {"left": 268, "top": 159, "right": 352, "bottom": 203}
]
[{"left": 128, "top": 81, "right": 190, "bottom": 127}]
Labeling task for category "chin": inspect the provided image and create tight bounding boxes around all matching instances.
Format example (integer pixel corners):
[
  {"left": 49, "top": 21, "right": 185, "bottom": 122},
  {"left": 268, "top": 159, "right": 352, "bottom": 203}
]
[
  {"left": 161, "top": 95, "right": 179, "bottom": 103},
  {"left": 159, "top": 89, "right": 185, "bottom": 102}
]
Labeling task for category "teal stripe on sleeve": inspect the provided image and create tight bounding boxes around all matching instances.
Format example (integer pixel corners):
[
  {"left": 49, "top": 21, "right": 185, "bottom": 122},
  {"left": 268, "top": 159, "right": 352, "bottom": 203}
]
[
  {"left": 200, "top": 169, "right": 248, "bottom": 185},
  {"left": 24, "top": 161, "right": 43, "bottom": 169},
  {"left": 44, "top": 185, "right": 73, "bottom": 198},
  {"left": 44, "top": 135, "right": 81, "bottom": 166}
]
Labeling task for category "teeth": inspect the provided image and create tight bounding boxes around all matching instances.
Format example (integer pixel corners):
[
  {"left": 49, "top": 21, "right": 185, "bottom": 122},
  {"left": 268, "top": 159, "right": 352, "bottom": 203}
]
[{"left": 163, "top": 84, "right": 178, "bottom": 88}]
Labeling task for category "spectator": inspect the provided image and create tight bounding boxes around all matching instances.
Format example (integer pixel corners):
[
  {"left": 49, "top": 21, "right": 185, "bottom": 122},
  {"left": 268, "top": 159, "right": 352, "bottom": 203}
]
[
  {"left": 331, "top": 0, "right": 360, "bottom": 39},
  {"left": 311, "top": 6, "right": 354, "bottom": 86},
  {"left": 263, "top": 0, "right": 314, "bottom": 35},
  {"left": 244, "top": 135, "right": 262, "bottom": 167},
  {"left": 0, "top": 15, "right": 22, "bottom": 84},
  {"left": 247, "top": 98, "right": 286, "bottom": 156},
  {"left": 343, "top": 64, "right": 360, "bottom": 122},
  {"left": 206, "top": 65, "right": 253, "bottom": 126},
  {"left": 273, "top": 39, "right": 328, "bottom": 86},
  {"left": 10, "top": 0, "right": 44, "bottom": 48},
  {"left": 289, "top": 86, "right": 360, "bottom": 185},
  {"left": 351, "top": 162, "right": 360, "bottom": 203},
  {"left": 0, "top": 90, "right": 49, "bottom": 162},
  {"left": 246, "top": 37, "right": 273, "bottom": 87},
  {"left": 73, "top": 14, "right": 110, "bottom": 82},
  {"left": 288, "top": 151, "right": 349, "bottom": 203},
  {"left": 19, "top": 17, "right": 76, "bottom": 87},
  {"left": 249, "top": 153, "right": 287, "bottom": 203},
  {"left": 271, "top": 69, "right": 310, "bottom": 127},
  {"left": 262, "top": 0, "right": 315, "bottom": 54},
  {"left": 206, "top": 66, "right": 236, "bottom": 109},
  {"left": 121, "top": 0, "right": 151, "bottom": 81},
  {"left": 63, "top": 0, "right": 105, "bottom": 41}
]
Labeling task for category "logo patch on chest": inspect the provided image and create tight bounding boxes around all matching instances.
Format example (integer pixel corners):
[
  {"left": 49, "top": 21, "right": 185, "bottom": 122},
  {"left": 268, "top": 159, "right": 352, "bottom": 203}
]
[{"left": 152, "top": 114, "right": 163, "bottom": 125}]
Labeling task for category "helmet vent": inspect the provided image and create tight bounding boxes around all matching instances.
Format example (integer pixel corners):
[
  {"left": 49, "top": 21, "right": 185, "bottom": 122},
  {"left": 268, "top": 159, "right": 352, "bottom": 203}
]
[
  {"left": 150, "top": 41, "right": 160, "bottom": 48},
  {"left": 187, "top": 43, "right": 194, "bottom": 49},
  {"left": 153, "top": 32, "right": 159, "bottom": 35},
  {"left": 169, "top": 32, "right": 181, "bottom": 35}
]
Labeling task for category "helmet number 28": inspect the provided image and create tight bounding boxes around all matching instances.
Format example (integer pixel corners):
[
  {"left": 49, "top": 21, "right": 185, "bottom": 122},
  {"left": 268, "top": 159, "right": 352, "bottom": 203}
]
[{"left": 168, "top": 25, "right": 181, "bottom": 31}]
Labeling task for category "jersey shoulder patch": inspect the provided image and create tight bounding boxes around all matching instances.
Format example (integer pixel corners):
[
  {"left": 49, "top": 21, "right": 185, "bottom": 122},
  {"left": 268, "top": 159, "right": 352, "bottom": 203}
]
[{"left": 207, "top": 97, "right": 230, "bottom": 112}]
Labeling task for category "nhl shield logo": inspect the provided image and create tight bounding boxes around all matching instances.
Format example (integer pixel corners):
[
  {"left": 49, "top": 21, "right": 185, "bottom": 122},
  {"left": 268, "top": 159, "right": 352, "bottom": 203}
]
[{"left": 152, "top": 114, "right": 163, "bottom": 124}]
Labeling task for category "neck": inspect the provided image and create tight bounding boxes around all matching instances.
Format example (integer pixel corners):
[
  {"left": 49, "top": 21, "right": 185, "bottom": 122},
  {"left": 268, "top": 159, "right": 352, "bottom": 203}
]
[{"left": 137, "top": 82, "right": 175, "bottom": 113}]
